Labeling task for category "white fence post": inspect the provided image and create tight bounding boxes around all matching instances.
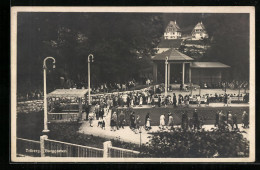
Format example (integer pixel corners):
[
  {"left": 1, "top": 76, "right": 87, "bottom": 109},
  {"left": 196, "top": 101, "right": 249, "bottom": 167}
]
[
  {"left": 103, "top": 141, "right": 112, "bottom": 158},
  {"left": 40, "top": 135, "right": 48, "bottom": 157}
]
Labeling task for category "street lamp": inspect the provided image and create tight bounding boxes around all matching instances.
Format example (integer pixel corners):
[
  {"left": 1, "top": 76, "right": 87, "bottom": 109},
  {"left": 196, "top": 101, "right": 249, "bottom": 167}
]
[
  {"left": 165, "top": 56, "right": 168, "bottom": 97},
  {"left": 42, "top": 56, "right": 56, "bottom": 133},
  {"left": 139, "top": 126, "right": 142, "bottom": 149},
  {"left": 88, "top": 54, "right": 94, "bottom": 105}
]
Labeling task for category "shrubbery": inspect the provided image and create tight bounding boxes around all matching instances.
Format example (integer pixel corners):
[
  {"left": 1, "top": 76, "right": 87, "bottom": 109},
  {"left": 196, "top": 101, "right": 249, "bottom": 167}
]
[{"left": 140, "top": 128, "right": 249, "bottom": 158}]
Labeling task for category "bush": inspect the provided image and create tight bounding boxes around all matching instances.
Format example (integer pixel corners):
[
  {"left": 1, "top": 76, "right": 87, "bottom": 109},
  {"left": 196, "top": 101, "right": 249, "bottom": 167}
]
[{"left": 139, "top": 128, "right": 249, "bottom": 158}]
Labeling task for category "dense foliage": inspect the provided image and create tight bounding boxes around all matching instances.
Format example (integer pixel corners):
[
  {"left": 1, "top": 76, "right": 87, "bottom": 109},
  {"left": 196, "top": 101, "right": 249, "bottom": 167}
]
[
  {"left": 17, "top": 13, "right": 249, "bottom": 94},
  {"left": 140, "top": 128, "right": 249, "bottom": 158},
  {"left": 17, "top": 13, "right": 164, "bottom": 93}
]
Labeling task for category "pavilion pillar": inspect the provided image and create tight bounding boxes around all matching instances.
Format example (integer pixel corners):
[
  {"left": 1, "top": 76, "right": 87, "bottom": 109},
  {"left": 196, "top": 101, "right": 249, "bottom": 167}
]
[
  {"left": 167, "top": 63, "right": 171, "bottom": 88},
  {"left": 189, "top": 63, "right": 192, "bottom": 83},
  {"left": 153, "top": 62, "right": 158, "bottom": 83},
  {"left": 78, "top": 97, "right": 83, "bottom": 121},
  {"left": 182, "top": 63, "right": 185, "bottom": 86}
]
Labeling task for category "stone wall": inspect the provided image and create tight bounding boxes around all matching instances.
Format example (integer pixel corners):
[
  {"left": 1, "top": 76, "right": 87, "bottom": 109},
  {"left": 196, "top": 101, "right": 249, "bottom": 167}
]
[{"left": 17, "top": 100, "right": 44, "bottom": 113}]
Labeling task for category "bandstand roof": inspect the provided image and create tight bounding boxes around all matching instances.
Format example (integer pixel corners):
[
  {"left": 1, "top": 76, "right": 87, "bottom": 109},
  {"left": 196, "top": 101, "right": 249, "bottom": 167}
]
[
  {"left": 190, "top": 62, "right": 230, "bottom": 68},
  {"left": 152, "top": 49, "right": 194, "bottom": 62},
  {"left": 47, "top": 89, "right": 89, "bottom": 98}
]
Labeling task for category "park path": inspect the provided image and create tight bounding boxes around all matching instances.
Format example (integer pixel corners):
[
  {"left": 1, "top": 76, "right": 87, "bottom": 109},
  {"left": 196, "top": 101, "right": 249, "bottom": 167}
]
[{"left": 78, "top": 120, "right": 250, "bottom": 145}]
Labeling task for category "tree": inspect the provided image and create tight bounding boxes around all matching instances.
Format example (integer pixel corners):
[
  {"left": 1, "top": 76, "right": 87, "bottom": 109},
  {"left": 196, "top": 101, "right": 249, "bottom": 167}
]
[{"left": 17, "top": 13, "right": 164, "bottom": 92}]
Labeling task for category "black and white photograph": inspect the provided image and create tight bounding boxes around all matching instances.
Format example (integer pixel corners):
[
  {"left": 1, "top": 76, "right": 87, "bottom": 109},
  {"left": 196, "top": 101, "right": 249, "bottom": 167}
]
[{"left": 11, "top": 7, "right": 255, "bottom": 162}]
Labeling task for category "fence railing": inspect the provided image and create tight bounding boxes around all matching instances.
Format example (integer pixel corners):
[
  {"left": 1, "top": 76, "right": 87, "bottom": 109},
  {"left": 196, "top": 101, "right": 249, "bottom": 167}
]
[
  {"left": 48, "top": 113, "right": 78, "bottom": 122},
  {"left": 16, "top": 136, "right": 139, "bottom": 158},
  {"left": 108, "top": 146, "right": 140, "bottom": 158},
  {"left": 43, "top": 138, "right": 103, "bottom": 157},
  {"left": 16, "top": 138, "right": 41, "bottom": 157}
]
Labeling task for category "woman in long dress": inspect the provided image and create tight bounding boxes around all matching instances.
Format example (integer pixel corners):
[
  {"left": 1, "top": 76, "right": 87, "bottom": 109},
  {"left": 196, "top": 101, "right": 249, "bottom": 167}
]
[
  {"left": 145, "top": 113, "right": 151, "bottom": 130},
  {"left": 139, "top": 96, "right": 143, "bottom": 106},
  {"left": 167, "top": 113, "right": 174, "bottom": 130},
  {"left": 159, "top": 113, "right": 165, "bottom": 129}
]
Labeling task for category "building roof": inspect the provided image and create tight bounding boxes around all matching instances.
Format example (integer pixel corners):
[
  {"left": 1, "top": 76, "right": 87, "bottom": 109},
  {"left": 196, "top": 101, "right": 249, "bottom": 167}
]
[
  {"left": 152, "top": 49, "right": 194, "bottom": 61},
  {"left": 190, "top": 62, "right": 230, "bottom": 68},
  {"left": 192, "top": 21, "right": 207, "bottom": 34},
  {"left": 165, "top": 21, "right": 181, "bottom": 33},
  {"left": 48, "top": 89, "right": 89, "bottom": 98},
  {"left": 157, "top": 39, "right": 183, "bottom": 48}
]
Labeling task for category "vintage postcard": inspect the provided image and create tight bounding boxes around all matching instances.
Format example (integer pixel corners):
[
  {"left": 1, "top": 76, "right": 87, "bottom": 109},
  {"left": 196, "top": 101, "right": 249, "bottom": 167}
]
[{"left": 11, "top": 6, "right": 255, "bottom": 162}]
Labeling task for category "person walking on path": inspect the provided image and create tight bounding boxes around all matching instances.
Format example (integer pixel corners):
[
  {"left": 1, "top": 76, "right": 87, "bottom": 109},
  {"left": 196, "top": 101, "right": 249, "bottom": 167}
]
[
  {"left": 224, "top": 93, "right": 228, "bottom": 107},
  {"left": 127, "top": 95, "right": 131, "bottom": 107},
  {"left": 159, "top": 113, "right": 166, "bottom": 130},
  {"left": 233, "top": 112, "right": 238, "bottom": 130},
  {"left": 167, "top": 113, "right": 174, "bottom": 130},
  {"left": 242, "top": 111, "right": 249, "bottom": 128},
  {"left": 173, "top": 93, "right": 177, "bottom": 108},
  {"left": 135, "top": 114, "right": 141, "bottom": 134},
  {"left": 111, "top": 111, "right": 118, "bottom": 131},
  {"left": 227, "top": 111, "right": 234, "bottom": 130},
  {"left": 193, "top": 109, "right": 199, "bottom": 130},
  {"left": 118, "top": 110, "right": 125, "bottom": 129},
  {"left": 85, "top": 104, "right": 90, "bottom": 121},
  {"left": 158, "top": 96, "right": 161, "bottom": 107},
  {"left": 130, "top": 112, "right": 136, "bottom": 130},
  {"left": 145, "top": 112, "right": 151, "bottom": 131},
  {"left": 88, "top": 111, "right": 95, "bottom": 127}
]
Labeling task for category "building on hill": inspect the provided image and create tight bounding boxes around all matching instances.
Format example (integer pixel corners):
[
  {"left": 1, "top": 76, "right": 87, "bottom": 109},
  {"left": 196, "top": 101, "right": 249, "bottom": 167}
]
[
  {"left": 164, "top": 21, "right": 182, "bottom": 40},
  {"left": 155, "top": 39, "right": 183, "bottom": 54},
  {"left": 191, "top": 21, "right": 209, "bottom": 40}
]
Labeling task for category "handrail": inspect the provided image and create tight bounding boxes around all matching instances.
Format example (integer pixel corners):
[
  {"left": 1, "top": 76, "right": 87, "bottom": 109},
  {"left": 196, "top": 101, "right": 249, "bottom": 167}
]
[
  {"left": 48, "top": 112, "right": 78, "bottom": 115},
  {"left": 109, "top": 146, "right": 140, "bottom": 154},
  {"left": 17, "top": 137, "right": 40, "bottom": 143},
  {"left": 45, "top": 138, "right": 103, "bottom": 151}
]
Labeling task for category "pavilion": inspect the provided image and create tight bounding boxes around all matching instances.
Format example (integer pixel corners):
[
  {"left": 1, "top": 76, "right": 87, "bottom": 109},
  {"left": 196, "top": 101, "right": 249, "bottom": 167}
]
[
  {"left": 47, "top": 89, "right": 88, "bottom": 122},
  {"left": 151, "top": 48, "right": 230, "bottom": 88}
]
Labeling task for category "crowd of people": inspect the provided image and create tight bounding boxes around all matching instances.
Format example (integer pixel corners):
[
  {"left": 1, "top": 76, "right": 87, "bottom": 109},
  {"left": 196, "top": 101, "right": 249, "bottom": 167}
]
[
  {"left": 215, "top": 110, "right": 249, "bottom": 130},
  {"left": 86, "top": 104, "right": 250, "bottom": 133},
  {"left": 200, "top": 80, "right": 249, "bottom": 90}
]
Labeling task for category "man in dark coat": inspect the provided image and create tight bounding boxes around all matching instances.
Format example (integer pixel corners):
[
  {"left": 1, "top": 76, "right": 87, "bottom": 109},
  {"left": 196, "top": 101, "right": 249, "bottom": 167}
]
[
  {"left": 127, "top": 95, "right": 131, "bottom": 107},
  {"left": 173, "top": 93, "right": 177, "bottom": 108},
  {"left": 118, "top": 110, "right": 125, "bottom": 129},
  {"left": 85, "top": 104, "right": 90, "bottom": 121},
  {"left": 130, "top": 112, "right": 136, "bottom": 129},
  {"left": 193, "top": 109, "right": 199, "bottom": 130},
  {"left": 158, "top": 96, "right": 161, "bottom": 107}
]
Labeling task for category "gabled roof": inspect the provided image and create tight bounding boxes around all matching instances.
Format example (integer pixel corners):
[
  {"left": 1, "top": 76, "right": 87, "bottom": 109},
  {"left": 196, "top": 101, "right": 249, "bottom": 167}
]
[
  {"left": 190, "top": 62, "right": 230, "bottom": 68},
  {"left": 165, "top": 21, "right": 181, "bottom": 32},
  {"left": 152, "top": 49, "right": 194, "bottom": 61},
  {"left": 192, "top": 21, "right": 207, "bottom": 34},
  {"left": 157, "top": 39, "right": 183, "bottom": 48},
  {"left": 48, "top": 89, "right": 89, "bottom": 98}
]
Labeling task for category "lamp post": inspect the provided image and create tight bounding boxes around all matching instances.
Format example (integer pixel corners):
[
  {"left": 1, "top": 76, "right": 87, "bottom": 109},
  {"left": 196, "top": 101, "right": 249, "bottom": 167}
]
[
  {"left": 88, "top": 54, "right": 94, "bottom": 105},
  {"left": 42, "top": 57, "right": 56, "bottom": 133},
  {"left": 139, "top": 126, "right": 142, "bottom": 149},
  {"left": 165, "top": 56, "right": 168, "bottom": 97}
]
